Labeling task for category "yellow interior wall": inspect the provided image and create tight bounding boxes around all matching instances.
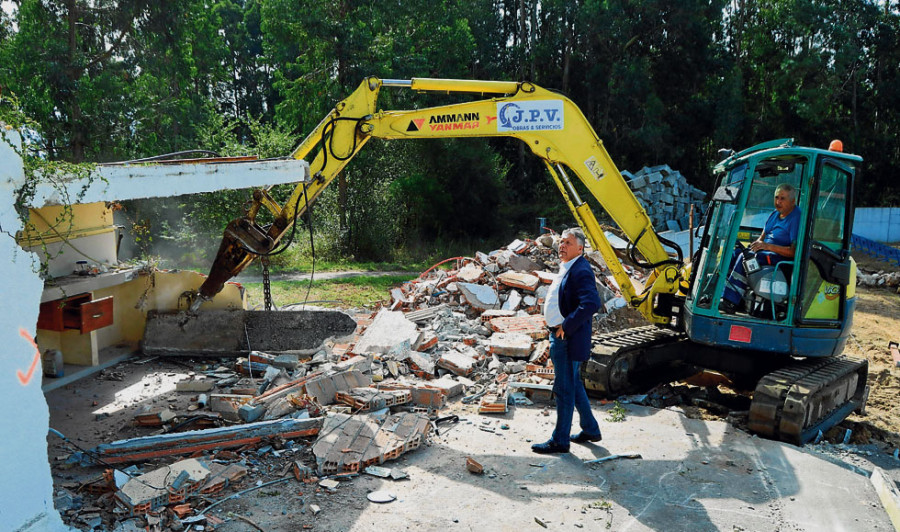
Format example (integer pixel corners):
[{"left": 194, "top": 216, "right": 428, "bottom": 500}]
[
  {"left": 17, "top": 202, "right": 114, "bottom": 247},
  {"left": 38, "top": 270, "right": 245, "bottom": 366}
]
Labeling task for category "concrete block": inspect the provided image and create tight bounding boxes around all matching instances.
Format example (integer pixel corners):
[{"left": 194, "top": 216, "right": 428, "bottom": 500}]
[
  {"left": 430, "top": 377, "right": 465, "bottom": 397},
  {"left": 666, "top": 220, "right": 681, "bottom": 232},
  {"left": 659, "top": 192, "right": 674, "bottom": 204},
  {"left": 457, "top": 282, "right": 500, "bottom": 311},
  {"left": 647, "top": 172, "right": 663, "bottom": 184},
  {"left": 238, "top": 403, "right": 267, "bottom": 423},
  {"left": 502, "top": 290, "right": 522, "bottom": 311},
  {"left": 273, "top": 354, "right": 300, "bottom": 370},
  {"left": 488, "top": 333, "right": 534, "bottom": 358},
  {"left": 354, "top": 310, "right": 421, "bottom": 354},
  {"left": 475, "top": 251, "right": 491, "bottom": 265},
  {"left": 628, "top": 175, "right": 647, "bottom": 189},
  {"left": 523, "top": 295, "right": 537, "bottom": 307}
]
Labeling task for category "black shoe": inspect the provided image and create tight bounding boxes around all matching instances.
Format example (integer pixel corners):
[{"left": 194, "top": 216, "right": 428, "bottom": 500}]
[
  {"left": 531, "top": 440, "right": 570, "bottom": 454},
  {"left": 719, "top": 300, "right": 739, "bottom": 315},
  {"left": 570, "top": 431, "right": 603, "bottom": 444}
]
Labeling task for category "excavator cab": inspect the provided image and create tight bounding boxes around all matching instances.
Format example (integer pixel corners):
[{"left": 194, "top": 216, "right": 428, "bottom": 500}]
[{"left": 684, "top": 139, "right": 859, "bottom": 357}]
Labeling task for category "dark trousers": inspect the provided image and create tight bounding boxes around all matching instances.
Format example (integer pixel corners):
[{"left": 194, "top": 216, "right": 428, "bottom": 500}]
[
  {"left": 549, "top": 334, "right": 600, "bottom": 446},
  {"left": 723, "top": 249, "right": 788, "bottom": 305}
]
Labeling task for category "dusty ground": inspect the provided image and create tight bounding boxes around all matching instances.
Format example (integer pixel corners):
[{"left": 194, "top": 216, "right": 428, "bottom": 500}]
[{"left": 842, "top": 252, "right": 900, "bottom": 446}]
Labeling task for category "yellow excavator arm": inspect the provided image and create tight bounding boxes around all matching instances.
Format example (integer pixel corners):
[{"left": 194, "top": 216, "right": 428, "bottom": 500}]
[{"left": 197, "top": 77, "right": 684, "bottom": 325}]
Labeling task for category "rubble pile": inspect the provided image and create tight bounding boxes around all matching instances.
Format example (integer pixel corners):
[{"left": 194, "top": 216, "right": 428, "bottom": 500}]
[
  {"left": 857, "top": 268, "right": 900, "bottom": 289},
  {"left": 54, "top": 232, "right": 657, "bottom": 530},
  {"left": 621, "top": 164, "right": 707, "bottom": 232}
]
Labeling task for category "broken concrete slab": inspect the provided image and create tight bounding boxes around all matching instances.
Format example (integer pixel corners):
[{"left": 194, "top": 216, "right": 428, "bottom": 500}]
[
  {"left": 407, "top": 351, "right": 436, "bottom": 378},
  {"left": 507, "top": 253, "right": 542, "bottom": 272},
  {"left": 480, "top": 309, "right": 516, "bottom": 321},
  {"left": 354, "top": 310, "right": 420, "bottom": 354},
  {"left": 496, "top": 271, "right": 540, "bottom": 292},
  {"left": 502, "top": 290, "right": 522, "bottom": 311},
  {"left": 175, "top": 379, "right": 214, "bottom": 392},
  {"left": 487, "top": 332, "right": 534, "bottom": 358},
  {"left": 430, "top": 377, "right": 465, "bottom": 397},
  {"left": 457, "top": 264, "right": 484, "bottom": 283},
  {"left": 457, "top": 282, "right": 500, "bottom": 311},
  {"left": 312, "top": 412, "right": 431, "bottom": 475},
  {"left": 143, "top": 309, "right": 357, "bottom": 356},
  {"left": 78, "top": 418, "right": 323, "bottom": 465},
  {"left": 413, "top": 331, "right": 438, "bottom": 351},
  {"left": 436, "top": 350, "right": 477, "bottom": 377}
]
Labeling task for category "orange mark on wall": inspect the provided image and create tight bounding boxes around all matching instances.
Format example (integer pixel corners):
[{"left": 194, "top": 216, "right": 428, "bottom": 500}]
[{"left": 17, "top": 328, "right": 41, "bottom": 386}]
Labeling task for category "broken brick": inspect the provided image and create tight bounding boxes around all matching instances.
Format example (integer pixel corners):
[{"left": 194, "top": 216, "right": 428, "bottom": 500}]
[{"left": 489, "top": 315, "right": 548, "bottom": 339}]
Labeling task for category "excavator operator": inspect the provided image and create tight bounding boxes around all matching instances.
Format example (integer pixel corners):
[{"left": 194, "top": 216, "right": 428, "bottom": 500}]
[{"left": 720, "top": 183, "right": 800, "bottom": 314}]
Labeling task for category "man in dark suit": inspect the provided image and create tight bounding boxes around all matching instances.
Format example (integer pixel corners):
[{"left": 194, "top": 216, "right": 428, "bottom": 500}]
[{"left": 532, "top": 227, "right": 603, "bottom": 454}]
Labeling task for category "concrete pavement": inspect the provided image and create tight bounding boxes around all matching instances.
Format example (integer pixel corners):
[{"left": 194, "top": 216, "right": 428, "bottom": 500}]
[{"left": 303, "top": 402, "right": 893, "bottom": 532}]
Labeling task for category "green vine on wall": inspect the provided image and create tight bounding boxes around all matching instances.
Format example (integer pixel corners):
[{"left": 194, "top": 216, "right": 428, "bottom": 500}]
[{"left": 0, "top": 93, "right": 105, "bottom": 281}]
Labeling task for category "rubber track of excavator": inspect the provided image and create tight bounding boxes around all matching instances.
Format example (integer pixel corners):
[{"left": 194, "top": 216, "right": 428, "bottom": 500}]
[
  {"left": 583, "top": 325, "right": 690, "bottom": 397},
  {"left": 748, "top": 355, "right": 868, "bottom": 445}
]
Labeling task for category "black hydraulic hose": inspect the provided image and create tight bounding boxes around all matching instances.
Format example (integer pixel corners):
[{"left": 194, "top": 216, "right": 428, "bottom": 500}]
[{"left": 627, "top": 228, "right": 684, "bottom": 269}]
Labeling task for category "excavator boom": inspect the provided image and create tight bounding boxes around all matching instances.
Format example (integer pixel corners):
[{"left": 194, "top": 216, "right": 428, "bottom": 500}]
[{"left": 197, "top": 77, "right": 684, "bottom": 325}]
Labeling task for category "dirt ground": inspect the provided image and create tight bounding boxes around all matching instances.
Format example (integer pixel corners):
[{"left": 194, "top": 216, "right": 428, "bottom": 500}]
[{"left": 841, "top": 252, "right": 900, "bottom": 446}]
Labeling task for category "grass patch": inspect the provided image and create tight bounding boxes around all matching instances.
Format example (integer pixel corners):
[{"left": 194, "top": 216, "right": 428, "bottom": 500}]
[
  {"left": 606, "top": 401, "right": 627, "bottom": 423},
  {"left": 242, "top": 274, "right": 418, "bottom": 309}
]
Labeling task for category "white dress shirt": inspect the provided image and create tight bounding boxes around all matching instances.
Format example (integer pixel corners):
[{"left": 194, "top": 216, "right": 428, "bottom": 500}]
[{"left": 543, "top": 256, "right": 577, "bottom": 327}]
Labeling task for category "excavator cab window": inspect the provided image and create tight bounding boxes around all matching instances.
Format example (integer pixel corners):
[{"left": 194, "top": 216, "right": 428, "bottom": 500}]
[
  {"left": 692, "top": 163, "right": 747, "bottom": 309},
  {"left": 691, "top": 155, "right": 807, "bottom": 319},
  {"left": 737, "top": 156, "right": 805, "bottom": 244}
]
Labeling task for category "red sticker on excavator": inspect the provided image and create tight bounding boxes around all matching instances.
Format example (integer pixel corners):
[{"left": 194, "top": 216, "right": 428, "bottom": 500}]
[{"left": 728, "top": 325, "right": 752, "bottom": 343}]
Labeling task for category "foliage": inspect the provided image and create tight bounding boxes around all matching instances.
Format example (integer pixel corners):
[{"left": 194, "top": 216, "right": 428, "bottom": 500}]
[
  {"left": 1, "top": 0, "right": 898, "bottom": 272},
  {"left": 606, "top": 400, "right": 627, "bottom": 422}
]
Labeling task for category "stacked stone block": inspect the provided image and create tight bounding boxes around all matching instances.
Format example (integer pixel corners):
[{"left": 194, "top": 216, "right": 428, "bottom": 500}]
[{"left": 621, "top": 165, "right": 707, "bottom": 231}]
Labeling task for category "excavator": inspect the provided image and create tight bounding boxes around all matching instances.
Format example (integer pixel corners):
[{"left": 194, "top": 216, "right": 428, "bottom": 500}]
[{"left": 190, "top": 77, "right": 868, "bottom": 445}]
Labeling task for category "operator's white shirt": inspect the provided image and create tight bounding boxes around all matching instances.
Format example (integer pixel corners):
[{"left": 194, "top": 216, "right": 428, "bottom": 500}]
[{"left": 543, "top": 256, "right": 577, "bottom": 327}]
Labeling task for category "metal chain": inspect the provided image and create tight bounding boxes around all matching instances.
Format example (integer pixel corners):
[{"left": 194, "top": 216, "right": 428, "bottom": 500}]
[{"left": 261, "top": 256, "right": 274, "bottom": 311}]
